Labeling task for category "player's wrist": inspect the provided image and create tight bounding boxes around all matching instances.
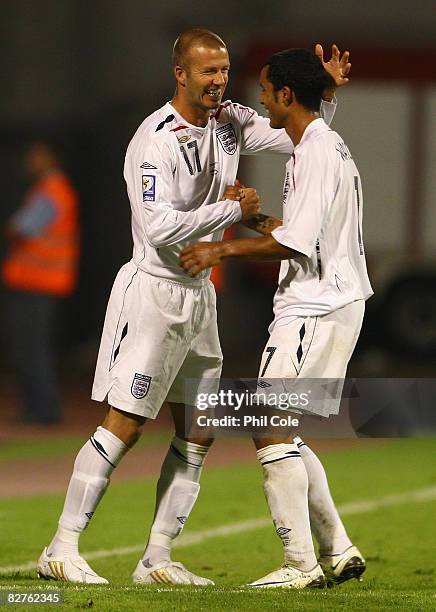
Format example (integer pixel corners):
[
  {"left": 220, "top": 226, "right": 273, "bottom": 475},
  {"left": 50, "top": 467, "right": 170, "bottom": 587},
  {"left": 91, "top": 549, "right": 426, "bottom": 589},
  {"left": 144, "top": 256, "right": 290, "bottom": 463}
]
[
  {"left": 229, "top": 199, "right": 243, "bottom": 222},
  {"left": 322, "top": 90, "right": 336, "bottom": 103}
]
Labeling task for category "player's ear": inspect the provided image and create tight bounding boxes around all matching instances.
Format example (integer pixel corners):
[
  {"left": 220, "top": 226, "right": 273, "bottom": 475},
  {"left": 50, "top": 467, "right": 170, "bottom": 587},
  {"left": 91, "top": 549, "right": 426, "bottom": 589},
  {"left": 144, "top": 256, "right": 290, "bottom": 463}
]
[
  {"left": 174, "top": 65, "right": 187, "bottom": 87},
  {"left": 282, "top": 86, "right": 293, "bottom": 106}
]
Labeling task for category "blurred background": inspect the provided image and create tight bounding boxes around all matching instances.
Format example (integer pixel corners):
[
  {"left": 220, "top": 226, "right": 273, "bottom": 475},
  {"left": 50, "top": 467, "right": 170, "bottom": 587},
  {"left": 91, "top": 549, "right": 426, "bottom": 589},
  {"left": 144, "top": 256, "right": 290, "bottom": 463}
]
[{"left": 1, "top": 0, "right": 435, "bottom": 431}]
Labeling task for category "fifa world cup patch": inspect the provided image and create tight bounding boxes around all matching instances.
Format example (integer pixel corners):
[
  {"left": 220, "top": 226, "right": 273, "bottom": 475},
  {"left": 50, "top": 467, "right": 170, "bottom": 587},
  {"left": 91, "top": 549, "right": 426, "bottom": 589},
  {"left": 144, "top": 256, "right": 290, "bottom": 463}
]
[
  {"left": 131, "top": 373, "right": 152, "bottom": 399},
  {"left": 216, "top": 123, "right": 237, "bottom": 155},
  {"left": 142, "top": 175, "right": 156, "bottom": 202}
]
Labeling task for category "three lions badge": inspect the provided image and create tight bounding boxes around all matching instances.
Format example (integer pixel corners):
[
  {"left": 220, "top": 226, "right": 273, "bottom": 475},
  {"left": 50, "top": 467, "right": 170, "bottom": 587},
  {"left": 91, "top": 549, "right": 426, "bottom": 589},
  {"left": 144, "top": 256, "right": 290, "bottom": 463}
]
[
  {"left": 131, "top": 373, "right": 152, "bottom": 399},
  {"left": 216, "top": 123, "right": 237, "bottom": 155}
]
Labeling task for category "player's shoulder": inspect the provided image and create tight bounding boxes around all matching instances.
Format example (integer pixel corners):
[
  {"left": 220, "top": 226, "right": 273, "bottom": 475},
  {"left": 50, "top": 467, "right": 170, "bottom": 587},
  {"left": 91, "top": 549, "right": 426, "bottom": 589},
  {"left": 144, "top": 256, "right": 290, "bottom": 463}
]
[
  {"left": 299, "top": 120, "right": 340, "bottom": 157},
  {"left": 213, "top": 99, "right": 256, "bottom": 126},
  {"left": 126, "top": 103, "right": 183, "bottom": 154},
  {"left": 126, "top": 104, "right": 184, "bottom": 165},
  {"left": 311, "top": 124, "right": 354, "bottom": 166}
]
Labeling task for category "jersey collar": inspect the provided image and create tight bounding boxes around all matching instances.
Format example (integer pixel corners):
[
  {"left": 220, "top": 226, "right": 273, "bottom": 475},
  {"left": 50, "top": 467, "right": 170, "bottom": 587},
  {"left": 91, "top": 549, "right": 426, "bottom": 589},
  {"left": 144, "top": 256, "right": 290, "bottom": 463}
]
[{"left": 166, "top": 102, "right": 210, "bottom": 134}]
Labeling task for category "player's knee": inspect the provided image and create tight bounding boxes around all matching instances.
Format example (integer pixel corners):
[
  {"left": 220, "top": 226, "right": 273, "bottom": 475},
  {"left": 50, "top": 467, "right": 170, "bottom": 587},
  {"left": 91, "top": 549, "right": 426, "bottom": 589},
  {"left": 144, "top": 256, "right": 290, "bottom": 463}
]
[{"left": 102, "top": 406, "right": 146, "bottom": 447}]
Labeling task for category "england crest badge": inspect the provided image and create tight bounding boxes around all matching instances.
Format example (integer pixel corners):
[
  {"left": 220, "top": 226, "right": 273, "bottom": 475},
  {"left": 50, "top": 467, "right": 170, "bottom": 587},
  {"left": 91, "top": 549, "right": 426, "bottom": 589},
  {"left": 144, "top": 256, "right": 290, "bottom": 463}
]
[
  {"left": 131, "top": 373, "right": 152, "bottom": 399},
  {"left": 216, "top": 123, "right": 237, "bottom": 155}
]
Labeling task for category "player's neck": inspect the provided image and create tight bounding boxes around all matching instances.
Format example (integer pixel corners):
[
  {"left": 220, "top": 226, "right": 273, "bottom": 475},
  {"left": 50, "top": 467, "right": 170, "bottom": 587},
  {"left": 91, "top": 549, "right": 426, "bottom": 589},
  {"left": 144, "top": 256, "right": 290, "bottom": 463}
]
[
  {"left": 284, "top": 107, "right": 320, "bottom": 145},
  {"left": 170, "top": 96, "right": 211, "bottom": 128}
]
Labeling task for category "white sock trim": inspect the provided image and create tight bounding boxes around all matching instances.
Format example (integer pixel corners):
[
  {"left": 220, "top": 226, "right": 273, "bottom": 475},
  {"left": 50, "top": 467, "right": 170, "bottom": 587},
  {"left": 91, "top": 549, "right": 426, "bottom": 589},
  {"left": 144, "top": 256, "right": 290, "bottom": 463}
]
[
  {"left": 170, "top": 436, "right": 210, "bottom": 468},
  {"left": 92, "top": 426, "right": 128, "bottom": 467},
  {"left": 256, "top": 443, "right": 300, "bottom": 465}
]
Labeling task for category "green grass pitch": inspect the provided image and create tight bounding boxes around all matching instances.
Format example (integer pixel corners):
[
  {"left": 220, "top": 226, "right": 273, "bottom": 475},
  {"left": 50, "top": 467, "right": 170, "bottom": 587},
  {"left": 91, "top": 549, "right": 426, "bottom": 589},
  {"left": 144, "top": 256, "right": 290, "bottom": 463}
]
[{"left": 0, "top": 438, "right": 435, "bottom": 611}]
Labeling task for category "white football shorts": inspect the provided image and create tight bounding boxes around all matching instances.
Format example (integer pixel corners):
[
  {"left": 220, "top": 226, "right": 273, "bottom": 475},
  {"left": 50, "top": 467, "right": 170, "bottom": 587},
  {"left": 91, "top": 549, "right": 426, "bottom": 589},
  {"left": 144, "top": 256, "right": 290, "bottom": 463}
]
[
  {"left": 91, "top": 261, "right": 222, "bottom": 419},
  {"left": 257, "top": 299, "right": 365, "bottom": 417}
]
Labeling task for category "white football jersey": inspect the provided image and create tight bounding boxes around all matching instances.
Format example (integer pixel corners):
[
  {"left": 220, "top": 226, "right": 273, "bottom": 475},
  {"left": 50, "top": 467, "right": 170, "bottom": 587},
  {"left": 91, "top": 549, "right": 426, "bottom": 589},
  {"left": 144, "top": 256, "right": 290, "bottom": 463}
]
[
  {"left": 124, "top": 100, "right": 336, "bottom": 282},
  {"left": 270, "top": 118, "right": 373, "bottom": 329}
]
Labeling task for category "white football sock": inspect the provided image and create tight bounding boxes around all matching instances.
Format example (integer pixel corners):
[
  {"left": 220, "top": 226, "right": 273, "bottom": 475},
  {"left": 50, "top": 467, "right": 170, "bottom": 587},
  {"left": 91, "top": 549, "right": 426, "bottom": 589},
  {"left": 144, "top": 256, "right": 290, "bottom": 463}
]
[
  {"left": 142, "top": 436, "right": 209, "bottom": 567},
  {"left": 294, "top": 437, "right": 352, "bottom": 556},
  {"left": 257, "top": 443, "right": 317, "bottom": 571},
  {"left": 47, "top": 427, "right": 127, "bottom": 557}
]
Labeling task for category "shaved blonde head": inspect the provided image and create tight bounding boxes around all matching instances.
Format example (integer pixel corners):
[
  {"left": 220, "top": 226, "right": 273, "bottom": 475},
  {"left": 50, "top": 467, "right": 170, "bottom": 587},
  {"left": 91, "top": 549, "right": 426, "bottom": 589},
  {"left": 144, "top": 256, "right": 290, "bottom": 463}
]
[{"left": 173, "top": 28, "right": 227, "bottom": 68}]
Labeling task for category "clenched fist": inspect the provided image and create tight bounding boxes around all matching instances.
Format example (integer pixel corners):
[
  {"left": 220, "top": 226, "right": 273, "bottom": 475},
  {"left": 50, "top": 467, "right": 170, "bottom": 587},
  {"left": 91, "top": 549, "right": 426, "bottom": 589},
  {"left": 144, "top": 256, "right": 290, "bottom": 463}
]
[{"left": 239, "top": 188, "right": 261, "bottom": 222}]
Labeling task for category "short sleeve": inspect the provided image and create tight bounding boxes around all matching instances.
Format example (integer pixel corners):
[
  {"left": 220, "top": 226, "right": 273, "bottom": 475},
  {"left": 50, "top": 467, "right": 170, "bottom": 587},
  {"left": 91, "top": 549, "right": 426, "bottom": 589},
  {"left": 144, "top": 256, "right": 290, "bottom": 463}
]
[{"left": 271, "top": 151, "right": 328, "bottom": 258}]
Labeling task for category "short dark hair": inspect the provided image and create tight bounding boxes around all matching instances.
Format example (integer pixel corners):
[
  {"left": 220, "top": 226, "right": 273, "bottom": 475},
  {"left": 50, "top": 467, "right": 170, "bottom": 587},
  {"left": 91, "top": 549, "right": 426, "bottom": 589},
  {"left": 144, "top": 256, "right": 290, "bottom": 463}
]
[
  {"left": 173, "top": 28, "right": 227, "bottom": 68},
  {"left": 266, "top": 48, "right": 335, "bottom": 112}
]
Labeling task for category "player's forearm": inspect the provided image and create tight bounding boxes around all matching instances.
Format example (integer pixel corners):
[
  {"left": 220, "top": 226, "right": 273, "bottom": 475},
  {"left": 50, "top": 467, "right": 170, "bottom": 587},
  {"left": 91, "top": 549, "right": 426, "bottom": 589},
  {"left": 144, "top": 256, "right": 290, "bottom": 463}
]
[
  {"left": 219, "top": 235, "right": 299, "bottom": 261},
  {"left": 146, "top": 199, "right": 241, "bottom": 248},
  {"left": 322, "top": 90, "right": 336, "bottom": 103},
  {"left": 242, "top": 214, "right": 282, "bottom": 236}
]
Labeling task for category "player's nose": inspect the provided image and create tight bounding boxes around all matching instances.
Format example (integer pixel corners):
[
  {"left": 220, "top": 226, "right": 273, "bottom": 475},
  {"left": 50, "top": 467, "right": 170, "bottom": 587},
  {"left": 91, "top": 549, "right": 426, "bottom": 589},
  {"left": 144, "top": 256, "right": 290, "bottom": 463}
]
[{"left": 213, "top": 72, "right": 226, "bottom": 86}]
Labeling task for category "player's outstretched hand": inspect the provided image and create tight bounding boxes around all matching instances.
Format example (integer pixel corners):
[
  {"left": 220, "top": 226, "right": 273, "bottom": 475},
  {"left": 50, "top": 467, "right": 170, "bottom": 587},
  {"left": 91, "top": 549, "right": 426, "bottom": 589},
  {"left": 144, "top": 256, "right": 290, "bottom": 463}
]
[
  {"left": 239, "top": 187, "right": 261, "bottom": 222},
  {"left": 315, "top": 43, "right": 351, "bottom": 97},
  {"left": 180, "top": 242, "right": 223, "bottom": 277}
]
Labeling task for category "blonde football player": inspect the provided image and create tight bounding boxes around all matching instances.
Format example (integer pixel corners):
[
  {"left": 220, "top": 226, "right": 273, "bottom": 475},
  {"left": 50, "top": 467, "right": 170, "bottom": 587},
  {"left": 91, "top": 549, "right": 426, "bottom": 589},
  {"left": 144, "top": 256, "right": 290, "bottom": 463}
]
[
  {"left": 180, "top": 48, "right": 373, "bottom": 588},
  {"left": 37, "top": 31, "right": 347, "bottom": 585}
]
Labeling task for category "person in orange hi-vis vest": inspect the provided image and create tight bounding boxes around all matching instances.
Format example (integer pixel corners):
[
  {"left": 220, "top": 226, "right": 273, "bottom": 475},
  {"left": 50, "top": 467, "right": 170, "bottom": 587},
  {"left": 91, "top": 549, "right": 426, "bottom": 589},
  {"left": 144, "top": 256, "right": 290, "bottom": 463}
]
[{"left": 2, "top": 140, "right": 80, "bottom": 423}]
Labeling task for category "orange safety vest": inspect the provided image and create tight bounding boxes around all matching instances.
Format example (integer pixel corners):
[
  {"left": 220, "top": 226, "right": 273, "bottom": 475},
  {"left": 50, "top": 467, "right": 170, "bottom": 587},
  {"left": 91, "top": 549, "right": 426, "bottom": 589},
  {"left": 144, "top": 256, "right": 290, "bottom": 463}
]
[{"left": 2, "top": 172, "right": 80, "bottom": 296}]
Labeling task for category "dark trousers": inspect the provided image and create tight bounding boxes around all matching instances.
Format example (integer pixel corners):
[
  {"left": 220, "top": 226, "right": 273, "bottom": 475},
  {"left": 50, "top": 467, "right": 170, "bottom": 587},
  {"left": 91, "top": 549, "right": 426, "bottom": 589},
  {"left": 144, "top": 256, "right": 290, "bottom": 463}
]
[{"left": 7, "top": 290, "right": 60, "bottom": 422}]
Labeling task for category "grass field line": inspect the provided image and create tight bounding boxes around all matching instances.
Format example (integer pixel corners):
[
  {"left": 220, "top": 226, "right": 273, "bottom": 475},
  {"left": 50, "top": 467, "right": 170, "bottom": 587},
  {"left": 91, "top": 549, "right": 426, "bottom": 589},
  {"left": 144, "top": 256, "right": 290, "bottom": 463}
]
[{"left": 1, "top": 485, "right": 436, "bottom": 576}]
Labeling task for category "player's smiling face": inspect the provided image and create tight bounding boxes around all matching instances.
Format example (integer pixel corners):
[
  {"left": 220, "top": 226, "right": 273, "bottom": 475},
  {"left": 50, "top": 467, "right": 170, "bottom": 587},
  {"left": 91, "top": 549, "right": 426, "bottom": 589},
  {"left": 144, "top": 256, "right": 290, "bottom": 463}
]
[
  {"left": 179, "top": 45, "right": 230, "bottom": 115},
  {"left": 259, "top": 65, "right": 287, "bottom": 129}
]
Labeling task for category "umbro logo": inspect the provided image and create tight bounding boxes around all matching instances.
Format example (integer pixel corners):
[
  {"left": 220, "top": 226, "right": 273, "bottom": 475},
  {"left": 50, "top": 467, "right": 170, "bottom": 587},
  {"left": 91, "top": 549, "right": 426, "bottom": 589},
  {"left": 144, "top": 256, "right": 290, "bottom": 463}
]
[
  {"left": 85, "top": 512, "right": 94, "bottom": 520},
  {"left": 177, "top": 516, "right": 187, "bottom": 525},
  {"left": 276, "top": 527, "right": 292, "bottom": 536},
  {"left": 177, "top": 135, "right": 191, "bottom": 144},
  {"left": 140, "top": 161, "right": 157, "bottom": 170},
  {"left": 258, "top": 380, "right": 272, "bottom": 388}
]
